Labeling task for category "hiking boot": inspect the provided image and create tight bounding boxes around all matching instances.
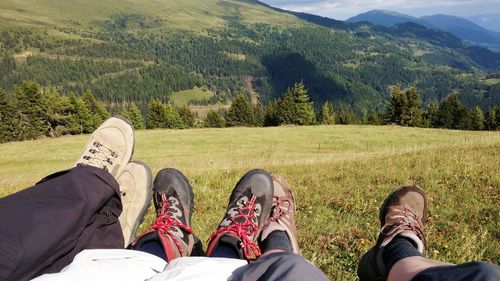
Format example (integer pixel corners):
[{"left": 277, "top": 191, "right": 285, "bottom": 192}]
[
  {"left": 260, "top": 174, "right": 300, "bottom": 254},
  {"left": 132, "top": 168, "right": 195, "bottom": 262},
  {"left": 357, "top": 185, "right": 428, "bottom": 281},
  {"left": 75, "top": 116, "right": 134, "bottom": 178},
  {"left": 206, "top": 169, "right": 274, "bottom": 261},
  {"left": 117, "top": 161, "right": 153, "bottom": 247}
]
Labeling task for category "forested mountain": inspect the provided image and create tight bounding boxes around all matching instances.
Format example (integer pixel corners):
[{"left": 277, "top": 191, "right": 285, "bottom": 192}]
[
  {"left": 348, "top": 10, "right": 500, "bottom": 52},
  {"left": 346, "top": 10, "right": 432, "bottom": 28},
  {"left": 1, "top": 0, "right": 499, "bottom": 115},
  {"left": 468, "top": 13, "right": 500, "bottom": 33}
]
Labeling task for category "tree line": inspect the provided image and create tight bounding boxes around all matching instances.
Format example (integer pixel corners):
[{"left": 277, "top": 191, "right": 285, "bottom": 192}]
[
  {"left": 0, "top": 81, "right": 144, "bottom": 142},
  {"left": 1, "top": 81, "right": 500, "bottom": 144}
]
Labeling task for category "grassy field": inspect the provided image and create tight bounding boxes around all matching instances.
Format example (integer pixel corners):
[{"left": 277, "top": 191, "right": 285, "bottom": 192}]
[
  {"left": 169, "top": 87, "right": 213, "bottom": 105},
  {"left": 0, "top": 0, "right": 303, "bottom": 31},
  {"left": 0, "top": 125, "right": 499, "bottom": 279}
]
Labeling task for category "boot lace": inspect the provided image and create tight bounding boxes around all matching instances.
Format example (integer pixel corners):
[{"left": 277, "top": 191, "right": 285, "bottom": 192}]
[
  {"left": 209, "top": 195, "right": 261, "bottom": 260},
  {"left": 147, "top": 194, "right": 193, "bottom": 256},
  {"left": 381, "top": 205, "right": 426, "bottom": 246},
  {"left": 78, "top": 141, "right": 118, "bottom": 171},
  {"left": 263, "top": 196, "right": 291, "bottom": 229}
]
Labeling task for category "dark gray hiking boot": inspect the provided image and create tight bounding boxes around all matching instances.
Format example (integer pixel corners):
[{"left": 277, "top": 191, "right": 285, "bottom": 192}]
[
  {"left": 131, "top": 168, "right": 196, "bottom": 261},
  {"left": 357, "top": 185, "right": 428, "bottom": 281},
  {"left": 206, "top": 169, "right": 274, "bottom": 261}
]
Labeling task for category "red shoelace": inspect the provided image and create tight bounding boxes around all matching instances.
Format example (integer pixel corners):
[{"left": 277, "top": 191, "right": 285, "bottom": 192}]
[
  {"left": 208, "top": 195, "right": 262, "bottom": 260},
  {"left": 147, "top": 193, "right": 193, "bottom": 256}
]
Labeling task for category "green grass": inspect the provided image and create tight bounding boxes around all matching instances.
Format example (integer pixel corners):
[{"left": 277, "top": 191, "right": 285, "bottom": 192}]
[
  {"left": 484, "top": 78, "right": 500, "bottom": 85},
  {"left": 0, "top": 125, "right": 499, "bottom": 280},
  {"left": 169, "top": 86, "right": 213, "bottom": 105},
  {"left": 0, "top": 0, "right": 304, "bottom": 31}
]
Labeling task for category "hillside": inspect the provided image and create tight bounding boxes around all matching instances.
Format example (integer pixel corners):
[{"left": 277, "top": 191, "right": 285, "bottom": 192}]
[
  {"left": 346, "top": 9, "right": 432, "bottom": 28},
  {"left": 347, "top": 10, "right": 500, "bottom": 52},
  {"left": 1, "top": 0, "right": 499, "bottom": 114},
  {"left": 468, "top": 13, "right": 500, "bottom": 33},
  {"left": 1, "top": 125, "right": 499, "bottom": 279}
]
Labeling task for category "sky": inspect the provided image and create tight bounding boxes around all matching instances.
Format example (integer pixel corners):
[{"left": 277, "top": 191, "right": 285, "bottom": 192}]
[{"left": 259, "top": 0, "right": 500, "bottom": 20}]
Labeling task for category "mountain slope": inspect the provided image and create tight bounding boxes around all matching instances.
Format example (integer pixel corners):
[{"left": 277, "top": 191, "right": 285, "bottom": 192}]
[
  {"left": 348, "top": 10, "right": 500, "bottom": 52},
  {"left": 421, "top": 14, "right": 500, "bottom": 51},
  {"left": 346, "top": 10, "right": 432, "bottom": 28},
  {"left": 1, "top": 0, "right": 499, "bottom": 112},
  {"left": 468, "top": 13, "right": 500, "bottom": 33}
]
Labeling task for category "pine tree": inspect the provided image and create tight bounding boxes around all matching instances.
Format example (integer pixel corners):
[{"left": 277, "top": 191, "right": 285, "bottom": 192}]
[
  {"left": 44, "top": 89, "right": 75, "bottom": 137},
  {"left": 14, "top": 81, "right": 47, "bottom": 140},
  {"left": 177, "top": 104, "right": 196, "bottom": 128},
  {"left": 128, "top": 102, "right": 145, "bottom": 129},
  {"left": 204, "top": 109, "right": 225, "bottom": 128},
  {"left": 69, "top": 93, "right": 94, "bottom": 134},
  {"left": 82, "top": 91, "right": 109, "bottom": 130},
  {"left": 471, "top": 106, "right": 485, "bottom": 131},
  {"left": 435, "top": 94, "right": 471, "bottom": 130},
  {"left": 367, "top": 110, "right": 381, "bottom": 125},
  {"left": 226, "top": 94, "right": 254, "bottom": 127},
  {"left": 336, "top": 105, "right": 357, "bottom": 124},
  {"left": 264, "top": 100, "right": 279, "bottom": 127},
  {"left": 425, "top": 102, "right": 439, "bottom": 128},
  {"left": 0, "top": 88, "right": 18, "bottom": 142},
  {"left": 485, "top": 108, "right": 497, "bottom": 130},
  {"left": 402, "top": 87, "right": 422, "bottom": 127},
  {"left": 147, "top": 99, "right": 166, "bottom": 129},
  {"left": 319, "top": 101, "right": 336, "bottom": 125},
  {"left": 385, "top": 86, "right": 406, "bottom": 125},
  {"left": 290, "top": 82, "right": 315, "bottom": 125},
  {"left": 164, "top": 103, "right": 183, "bottom": 129},
  {"left": 275, "top": 89, "right": 295, "bottom": 125},
  {"left": 253, "top": 103, "right": 265, "bottom": 127}
]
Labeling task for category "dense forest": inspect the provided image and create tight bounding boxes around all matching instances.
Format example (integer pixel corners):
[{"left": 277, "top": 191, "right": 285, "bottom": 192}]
[
  {"left": 1, "top": 81, "right": 499, "bottom": 143},
  {"left": 1, "top": 17, "right": 499, "bottom": 115},
  {"left": 1, "top": 0, "right": 499, "bottom": 142}
]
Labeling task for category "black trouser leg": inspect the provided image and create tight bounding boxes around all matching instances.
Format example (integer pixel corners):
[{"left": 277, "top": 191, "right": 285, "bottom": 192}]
[
  {"left": 412, "top": 261, "right": 500, "bottom": 281},
  {"left": 229, "top": 252, "right": 329, "bottom": 281},
  {"left": 0, "top": 166, "right": 124, "bottom": 281}
]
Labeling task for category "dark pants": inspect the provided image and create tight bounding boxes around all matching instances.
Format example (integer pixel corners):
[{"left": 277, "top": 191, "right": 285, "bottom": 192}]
[
  {"left": 0, "top": 166, "right": 124, "bottom": 281},
  {"left": 412, "top": 261, "right": 500, "bottom": 281},
  {"left": 229, "top": 252, "right": 330, "bottom": 281}
]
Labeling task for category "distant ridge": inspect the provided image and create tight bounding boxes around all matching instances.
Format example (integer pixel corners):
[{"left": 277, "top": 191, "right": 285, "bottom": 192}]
[{"left": 347, "top": 10, "right": 500, "bottom": 52}]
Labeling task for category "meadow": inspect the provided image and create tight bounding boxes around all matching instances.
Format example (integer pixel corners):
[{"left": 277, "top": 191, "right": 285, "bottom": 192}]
[{"left": 0, "top": 125, "right": 499, "bottom": 280}]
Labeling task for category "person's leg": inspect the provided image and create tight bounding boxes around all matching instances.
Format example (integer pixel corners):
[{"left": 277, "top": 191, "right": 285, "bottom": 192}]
[
  {"left": 230, "top": 174, "right": 329, "bottom": 281},
  {"left": 131, "top": 168, "right": 204, "bottom": 261},
  {"left": 357, "top": 185, "right": 500, "bottom": 281},
  {"left": 206, "top": 169, "right": 274, "bottom": 261},
  {"left": 0, "top": 116, "right": 135, "bottom": 281}
]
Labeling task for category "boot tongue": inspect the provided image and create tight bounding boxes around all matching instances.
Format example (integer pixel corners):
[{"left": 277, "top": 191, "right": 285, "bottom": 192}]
[
  {"left": 131, "top": 231, "right": 159, "bottom": 248},
  {"left": 219, "top": 235, "right": 245, "bottom": 259}
]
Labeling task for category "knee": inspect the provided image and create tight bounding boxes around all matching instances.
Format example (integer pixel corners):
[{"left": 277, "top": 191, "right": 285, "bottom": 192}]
[{"left": 468, "top": 262, "right": 500, "bottom": 279}]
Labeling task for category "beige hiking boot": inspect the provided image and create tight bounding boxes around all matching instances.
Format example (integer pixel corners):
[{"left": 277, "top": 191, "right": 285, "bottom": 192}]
[
  {"left": 75, "top": 116, "right": 134, "bottom": 179},
  {"left": 260, "top": 174, "right": 300, "bottom": 254},
  {"left": 117, "top": 161, "right": 153, "bottom": 247},
  {"left": 357, "top": 185, "right": 428, "bottom": 281}
]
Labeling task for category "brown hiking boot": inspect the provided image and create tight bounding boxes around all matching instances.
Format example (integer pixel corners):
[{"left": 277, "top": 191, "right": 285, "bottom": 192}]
[
  {"left": 206, "top": 169, "right": 274, "bottom": 261},
  {"left": 357, "top": 185, "right": 428, "bottom": 281},
  {"left": 117, "top": 161, "right": 153, "bottom": 247},
  {"left": 131, "top": 168, "right": 195, "bottom": 262},
  {"left": 260, "top": 174, "right": 300, "bottom": 254},
  {"left": 75, "top": 116, "right": 134, "bottom": 179}
]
